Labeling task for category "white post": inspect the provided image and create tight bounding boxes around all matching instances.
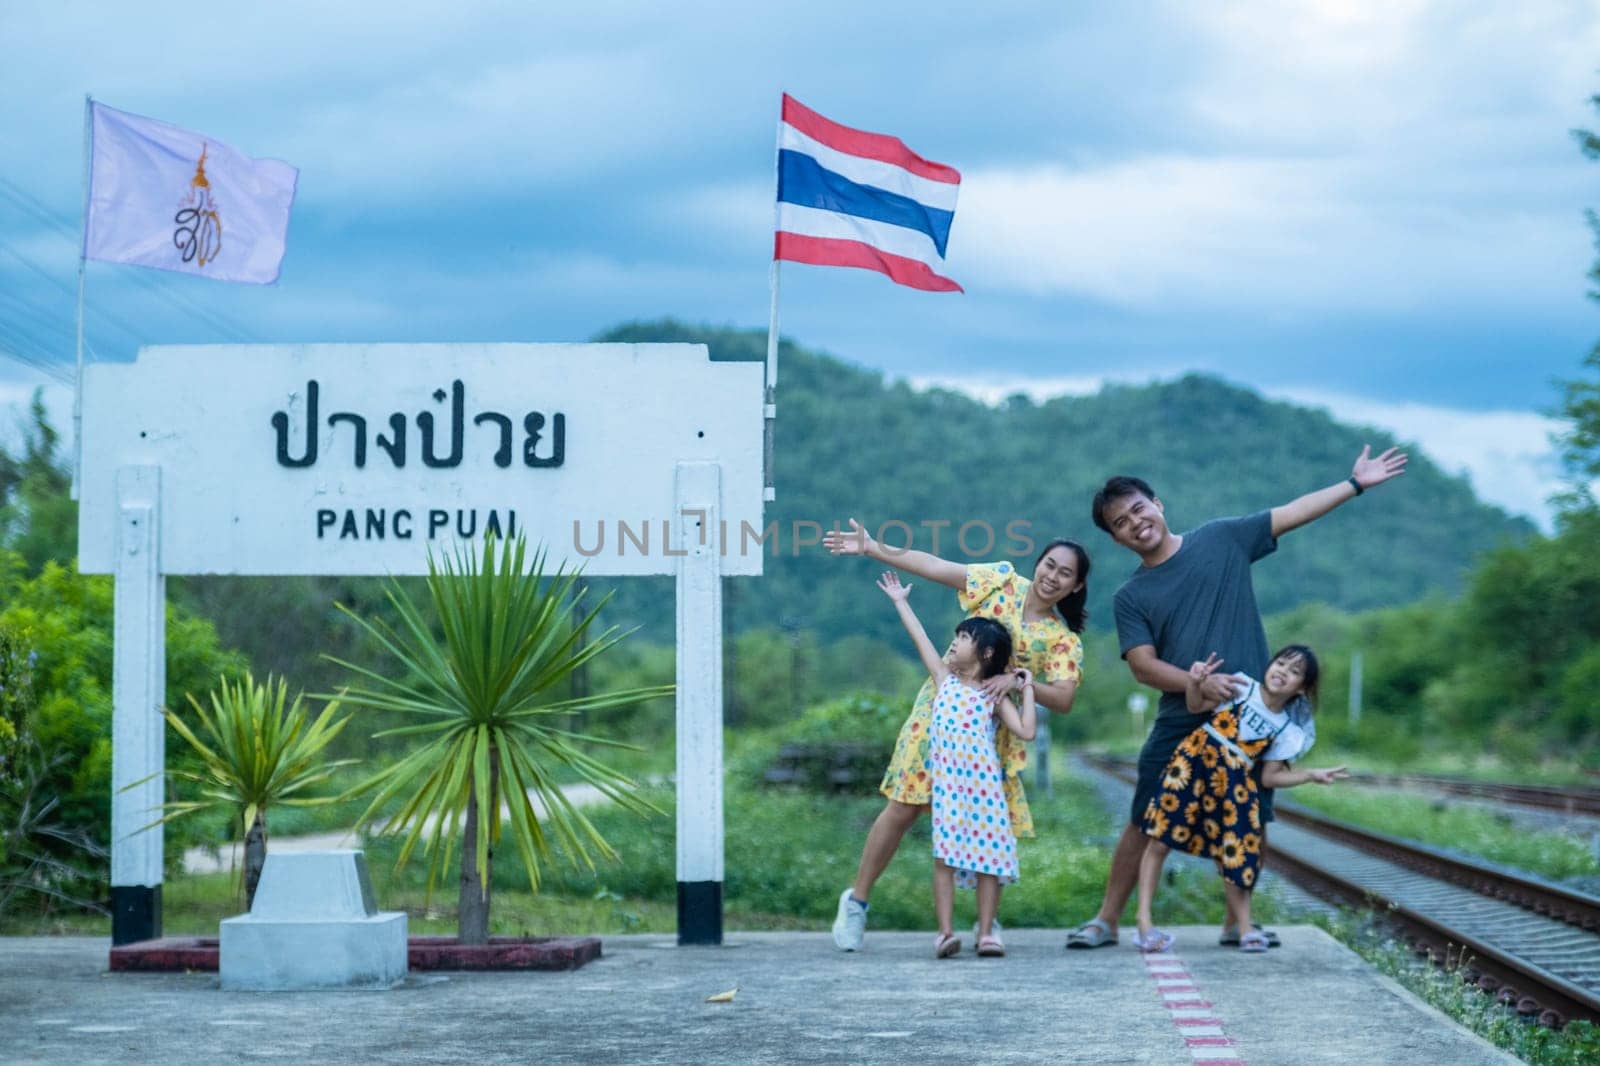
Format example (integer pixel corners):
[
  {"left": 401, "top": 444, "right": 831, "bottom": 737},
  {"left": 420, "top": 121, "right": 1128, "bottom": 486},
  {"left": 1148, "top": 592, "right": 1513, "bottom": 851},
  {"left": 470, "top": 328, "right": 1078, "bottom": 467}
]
[
  {"left": 1033, "top": 719, "right": 1053, "bottom": 796},
  {"left": 110, "top": 465, "right": 165, "bottom": 944},
  {"left": 1348, "top": 650, "right": 1364, "bottom": 727},
  {"left": 674, "top": 461, "right": 723, "bottom": 944}
]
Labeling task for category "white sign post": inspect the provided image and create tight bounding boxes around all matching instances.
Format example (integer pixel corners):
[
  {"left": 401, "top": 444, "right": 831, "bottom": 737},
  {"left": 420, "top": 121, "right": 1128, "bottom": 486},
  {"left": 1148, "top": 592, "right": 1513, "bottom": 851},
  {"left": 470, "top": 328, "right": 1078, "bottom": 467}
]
[{"left": 81, "top": 343, "right": 763, "bottom": 946}]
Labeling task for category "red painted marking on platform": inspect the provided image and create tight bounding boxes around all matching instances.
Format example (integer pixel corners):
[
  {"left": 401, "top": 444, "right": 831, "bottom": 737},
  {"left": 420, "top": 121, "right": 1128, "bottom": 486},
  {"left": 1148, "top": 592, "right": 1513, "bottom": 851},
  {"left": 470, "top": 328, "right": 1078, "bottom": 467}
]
[{"left": 1141, "top": 952, "right": 1249, "bottom": 1065}]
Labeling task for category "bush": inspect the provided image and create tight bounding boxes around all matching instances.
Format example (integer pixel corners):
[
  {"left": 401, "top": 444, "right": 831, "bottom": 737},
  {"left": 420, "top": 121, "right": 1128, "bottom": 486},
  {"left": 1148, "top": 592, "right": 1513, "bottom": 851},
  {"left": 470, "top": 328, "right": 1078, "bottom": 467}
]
[{"left": 0, "top": 553, "right": 249, "bottom": 920}]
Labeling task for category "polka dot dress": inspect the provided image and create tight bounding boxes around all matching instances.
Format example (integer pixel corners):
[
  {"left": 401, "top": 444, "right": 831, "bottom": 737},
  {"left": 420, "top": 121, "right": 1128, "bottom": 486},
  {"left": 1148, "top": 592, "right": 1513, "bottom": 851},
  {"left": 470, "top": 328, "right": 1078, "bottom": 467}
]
[{"left": 929, "top": 674, "right": 1019, "bottom": 888}]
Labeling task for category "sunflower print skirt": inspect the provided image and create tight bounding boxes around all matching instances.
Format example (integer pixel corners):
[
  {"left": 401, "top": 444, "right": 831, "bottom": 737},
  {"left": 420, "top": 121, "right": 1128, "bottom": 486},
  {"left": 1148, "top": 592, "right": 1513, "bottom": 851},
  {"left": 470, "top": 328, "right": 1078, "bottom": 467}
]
[{"left": 1139, "top": 706, "right": 1269, "bottom": 890}]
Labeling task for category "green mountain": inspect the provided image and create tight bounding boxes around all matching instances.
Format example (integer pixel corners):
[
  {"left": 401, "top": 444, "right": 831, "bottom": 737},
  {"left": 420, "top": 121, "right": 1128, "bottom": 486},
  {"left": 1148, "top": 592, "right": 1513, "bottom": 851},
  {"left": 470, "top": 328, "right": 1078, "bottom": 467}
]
[{"left": 592, "top": 321, "right": 1534, "bottom": 646}]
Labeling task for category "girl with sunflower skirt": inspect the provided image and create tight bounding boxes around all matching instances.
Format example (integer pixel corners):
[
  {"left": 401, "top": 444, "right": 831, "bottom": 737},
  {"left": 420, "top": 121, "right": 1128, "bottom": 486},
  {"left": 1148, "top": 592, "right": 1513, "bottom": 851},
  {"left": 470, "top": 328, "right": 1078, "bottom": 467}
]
[{"left": 1134, "top": 645, "right": 1348, "bottom": 953}]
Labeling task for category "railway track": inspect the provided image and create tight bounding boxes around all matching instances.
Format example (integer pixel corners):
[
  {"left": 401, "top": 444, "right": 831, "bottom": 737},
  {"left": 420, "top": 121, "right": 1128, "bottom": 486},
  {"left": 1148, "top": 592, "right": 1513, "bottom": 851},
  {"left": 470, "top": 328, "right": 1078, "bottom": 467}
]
[
  {"left": 1354, "top": 772, "right": 1600, "bottom": 819},
  {"left": 1080, "top": 753, "right": 1600, "bottom": 1027}
]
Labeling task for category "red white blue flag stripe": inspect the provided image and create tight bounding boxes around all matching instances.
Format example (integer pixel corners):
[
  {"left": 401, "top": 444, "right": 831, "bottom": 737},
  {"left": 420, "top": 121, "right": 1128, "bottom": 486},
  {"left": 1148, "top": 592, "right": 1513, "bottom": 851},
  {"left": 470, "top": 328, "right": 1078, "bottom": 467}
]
[{"left": 774, "top": 94, "right": 962, "bottom": 293}]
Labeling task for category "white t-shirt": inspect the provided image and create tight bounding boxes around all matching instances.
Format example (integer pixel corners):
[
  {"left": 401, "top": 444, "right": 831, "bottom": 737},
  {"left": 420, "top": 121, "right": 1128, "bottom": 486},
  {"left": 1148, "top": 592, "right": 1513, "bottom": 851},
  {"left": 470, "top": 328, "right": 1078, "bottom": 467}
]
[{"left": 1228, "top": 679, "right": 1314, "bottom": 763}]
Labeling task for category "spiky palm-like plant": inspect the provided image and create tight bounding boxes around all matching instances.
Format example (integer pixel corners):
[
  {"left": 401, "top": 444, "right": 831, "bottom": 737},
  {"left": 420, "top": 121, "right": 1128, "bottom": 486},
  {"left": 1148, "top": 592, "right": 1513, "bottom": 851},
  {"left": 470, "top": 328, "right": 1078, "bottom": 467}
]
[
  {"left": 159, "top": 674, "right": 354, "bottom": 908},
  {"left": 332, "top": 536, "right": 670, "bottom": 944}
]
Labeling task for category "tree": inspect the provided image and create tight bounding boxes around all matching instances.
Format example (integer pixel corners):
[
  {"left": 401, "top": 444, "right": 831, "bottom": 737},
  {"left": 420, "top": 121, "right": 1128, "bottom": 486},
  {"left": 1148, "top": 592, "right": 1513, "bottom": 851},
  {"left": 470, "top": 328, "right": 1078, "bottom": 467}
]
[
  {"left": 0, "top": 553, "right": 249, "bottom": 911},
  {"left": 335, "top": 537, "right": 671, "bottom": 944},
  {"left": 1562, "top": 95, "right": 1600, "bottom": 511},
  {"left": 154, "top": 674, "right": 353, "bottom": 908},
  {"left": 0, "top": 390, "right": 75, "bottom": 574}
]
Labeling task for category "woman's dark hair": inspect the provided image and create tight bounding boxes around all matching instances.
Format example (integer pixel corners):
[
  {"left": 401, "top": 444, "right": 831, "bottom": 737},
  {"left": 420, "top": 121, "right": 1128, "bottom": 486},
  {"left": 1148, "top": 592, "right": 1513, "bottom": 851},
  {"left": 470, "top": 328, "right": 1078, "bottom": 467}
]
[
  {"left": 1033, "top": 539, "right": 1091, "bottom": 634},
  {"left": 954, "top": 616, "right": 1014, "bottom": 679},
  {"left": 1270, "top": 644, "right": 1321, "bottom": 708},
  {"left": 1090, "top": 475, "right": 1157, "bottom": 534}
]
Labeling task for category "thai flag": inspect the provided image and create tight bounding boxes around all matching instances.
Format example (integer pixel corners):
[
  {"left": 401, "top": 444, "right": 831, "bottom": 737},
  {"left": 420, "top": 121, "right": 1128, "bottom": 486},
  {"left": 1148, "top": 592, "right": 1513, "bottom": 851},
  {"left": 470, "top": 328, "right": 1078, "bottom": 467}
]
[{"left": 773, "top": 94, "right": 962, "bottom": 293}]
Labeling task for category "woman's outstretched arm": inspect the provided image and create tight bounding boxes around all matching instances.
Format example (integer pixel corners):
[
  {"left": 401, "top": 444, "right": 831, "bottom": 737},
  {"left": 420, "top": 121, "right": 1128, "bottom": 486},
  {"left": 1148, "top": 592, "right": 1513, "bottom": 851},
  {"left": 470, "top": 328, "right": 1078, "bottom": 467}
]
[{"left": 824, "top": 517, "right": 966, "bottom": 589}]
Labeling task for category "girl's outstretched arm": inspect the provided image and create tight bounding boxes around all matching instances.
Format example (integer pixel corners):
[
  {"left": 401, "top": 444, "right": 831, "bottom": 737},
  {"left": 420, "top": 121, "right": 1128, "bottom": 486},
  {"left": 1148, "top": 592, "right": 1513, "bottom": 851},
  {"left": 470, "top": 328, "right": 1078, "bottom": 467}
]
[
  {"left": 825, "top": 518, "right": 967, "bottom": 589},
  {"left": 995, "top": 669, "right": 1037, "bottom": 740},
  {"left": 1261, "top": 761, "right": 1350, "bottom": 789},
  {"left": 877, "top": 572, "right": 949, "bottom": 683}
]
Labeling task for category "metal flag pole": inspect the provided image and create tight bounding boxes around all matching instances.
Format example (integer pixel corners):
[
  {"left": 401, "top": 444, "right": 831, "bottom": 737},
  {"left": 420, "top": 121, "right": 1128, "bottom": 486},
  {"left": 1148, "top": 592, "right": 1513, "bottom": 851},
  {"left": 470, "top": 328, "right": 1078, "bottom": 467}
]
[
  {"left": 763, "top": 261, "right": 779, "bottom": 504},
  {"left": 763, "top": 98, "right": 783, "bottom": 504},
  {"left": 71, "top": 94, "right": 92, "bottom": 500}
]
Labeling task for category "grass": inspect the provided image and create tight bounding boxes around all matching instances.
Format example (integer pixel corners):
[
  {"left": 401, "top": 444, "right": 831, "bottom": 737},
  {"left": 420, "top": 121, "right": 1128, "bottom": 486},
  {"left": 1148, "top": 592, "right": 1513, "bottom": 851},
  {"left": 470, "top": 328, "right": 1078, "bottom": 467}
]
[
  {"left": 346, "top": 767, "right": 1287, "bottom": 933},
  {"left": 0, "top": 868, "right": 813, "bottom": 938},
  {"left": 1286, "top": 785, "right": 1600, "bottom": 884},
  {"left": 4, "top": 757, "right": 1282, "bottom": 936},
  {"left": 1314, "top": 909, "right": 1600, "bottom": 1066}
]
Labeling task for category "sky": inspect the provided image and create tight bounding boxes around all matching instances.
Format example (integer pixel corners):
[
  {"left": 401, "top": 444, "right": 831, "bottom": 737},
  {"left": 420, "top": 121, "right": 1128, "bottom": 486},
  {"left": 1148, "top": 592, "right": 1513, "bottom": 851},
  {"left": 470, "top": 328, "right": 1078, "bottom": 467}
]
[{"left": 1, "top": 1, "right": 1595, "bottom": 528}]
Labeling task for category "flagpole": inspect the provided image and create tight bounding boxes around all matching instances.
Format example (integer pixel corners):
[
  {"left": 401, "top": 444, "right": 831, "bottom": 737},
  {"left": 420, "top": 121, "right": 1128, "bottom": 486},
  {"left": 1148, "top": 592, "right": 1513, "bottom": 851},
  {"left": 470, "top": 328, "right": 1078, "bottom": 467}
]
[
  {"left": 71, "top": 94, "right": 92, "bottom": 501},
  {"left": 763, "top": 260, "right": 779, "bottom": 503},
  {"left": 764, "top": 99, "right": 784, "bottom": 505}
]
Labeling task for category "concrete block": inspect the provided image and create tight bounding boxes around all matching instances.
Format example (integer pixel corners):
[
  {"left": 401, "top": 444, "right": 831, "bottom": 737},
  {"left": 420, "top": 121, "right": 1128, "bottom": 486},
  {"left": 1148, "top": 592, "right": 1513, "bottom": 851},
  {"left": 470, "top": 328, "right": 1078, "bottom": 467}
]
[{"left": 220, "top": 850, "right": 407, "bottom": 991}]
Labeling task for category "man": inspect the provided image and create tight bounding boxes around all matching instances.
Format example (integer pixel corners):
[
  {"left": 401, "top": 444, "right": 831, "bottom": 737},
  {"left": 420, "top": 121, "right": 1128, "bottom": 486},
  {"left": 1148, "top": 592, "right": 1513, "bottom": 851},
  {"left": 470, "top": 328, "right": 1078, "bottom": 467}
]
[{"left": 1065, "top": 445, "right": 1407, "bottom": 949}]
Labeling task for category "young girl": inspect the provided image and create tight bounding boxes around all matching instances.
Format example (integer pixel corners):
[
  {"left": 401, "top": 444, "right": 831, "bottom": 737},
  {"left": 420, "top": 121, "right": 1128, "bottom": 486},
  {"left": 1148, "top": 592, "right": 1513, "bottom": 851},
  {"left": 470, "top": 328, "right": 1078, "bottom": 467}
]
[
  {"left": 877, "top": 570, "right": 1037, "bottom": 958},
  {"left": 1135, "top": 644, "right": 1348, "bottom": 953}
]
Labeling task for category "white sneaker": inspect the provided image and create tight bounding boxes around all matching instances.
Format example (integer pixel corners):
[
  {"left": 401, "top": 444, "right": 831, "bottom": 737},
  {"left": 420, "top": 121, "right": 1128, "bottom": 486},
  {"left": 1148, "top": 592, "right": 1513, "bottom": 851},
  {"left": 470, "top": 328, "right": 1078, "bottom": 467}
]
[{"left": 832, "top": 889, "right": 867, "bottom": 951}]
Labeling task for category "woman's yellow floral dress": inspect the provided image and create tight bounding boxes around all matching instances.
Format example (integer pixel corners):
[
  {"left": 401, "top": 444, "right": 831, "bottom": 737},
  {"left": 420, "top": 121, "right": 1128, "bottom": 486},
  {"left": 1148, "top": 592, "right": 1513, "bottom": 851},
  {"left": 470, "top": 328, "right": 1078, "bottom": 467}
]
[{"left": 878, "top": 561, "right": 1084, "bottom": 838}]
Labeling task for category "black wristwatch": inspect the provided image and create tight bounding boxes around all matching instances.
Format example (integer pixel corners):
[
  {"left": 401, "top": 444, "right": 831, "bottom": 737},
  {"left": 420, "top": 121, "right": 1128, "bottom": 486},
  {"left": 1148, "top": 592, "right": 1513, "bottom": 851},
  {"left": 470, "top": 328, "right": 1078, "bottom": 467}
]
[{"left": 1347, "top": 476, "right": 1364, "bottom": 497}]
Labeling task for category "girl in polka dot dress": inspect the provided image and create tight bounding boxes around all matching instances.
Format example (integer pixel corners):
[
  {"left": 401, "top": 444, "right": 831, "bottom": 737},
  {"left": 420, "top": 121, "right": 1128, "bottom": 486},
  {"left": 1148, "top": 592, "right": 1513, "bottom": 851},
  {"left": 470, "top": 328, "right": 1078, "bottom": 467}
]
[{"left": 877, "top": 570, "right": 1037, "bottom": 959}]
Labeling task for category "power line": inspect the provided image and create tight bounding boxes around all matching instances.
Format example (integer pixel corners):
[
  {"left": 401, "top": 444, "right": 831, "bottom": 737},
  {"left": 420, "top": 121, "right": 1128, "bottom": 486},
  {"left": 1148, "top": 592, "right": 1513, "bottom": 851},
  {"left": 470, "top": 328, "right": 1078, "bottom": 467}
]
[
  {"left": 0, "top": 241, "right": 146, "bottom": 347},
  {"left": 0, "top": 286, "right": 77, "bottom": 339},
  {"left": 0, "top": 176, "right": 256, "bottom": 344},
  {"left": 0, "top": 332, "right": 73, "bottom": 384}
]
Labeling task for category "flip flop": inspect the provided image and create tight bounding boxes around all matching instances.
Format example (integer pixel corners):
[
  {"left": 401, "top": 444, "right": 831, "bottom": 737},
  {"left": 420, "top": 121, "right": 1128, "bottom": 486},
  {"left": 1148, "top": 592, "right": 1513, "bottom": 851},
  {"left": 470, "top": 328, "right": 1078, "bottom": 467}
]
[
  {"left": 1131, "top": 928, "right": 1175, "bottom": 954},
  {"left": 976, "top": 935, "right": 1006, "bottom": 957},
  {"left": 1065, "top": 917, "right": 1118, "bottom": 949},
  {"left": 1219, "top": 925, "right": 1281, "bottom": 948},
  {"left": 934, "top": 933, "right": 961, "bottom": 958},
  {"left": 1239, "top": 930, "right": 1270, "bottom": 953}
]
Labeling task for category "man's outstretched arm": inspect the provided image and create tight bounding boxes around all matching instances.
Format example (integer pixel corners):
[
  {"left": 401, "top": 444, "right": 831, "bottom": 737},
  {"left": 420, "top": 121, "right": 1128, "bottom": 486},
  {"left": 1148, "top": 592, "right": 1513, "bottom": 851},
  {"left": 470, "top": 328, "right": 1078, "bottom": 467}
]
[{"left": 1271, "top": 445, "right": 1408, "bottom": 537}]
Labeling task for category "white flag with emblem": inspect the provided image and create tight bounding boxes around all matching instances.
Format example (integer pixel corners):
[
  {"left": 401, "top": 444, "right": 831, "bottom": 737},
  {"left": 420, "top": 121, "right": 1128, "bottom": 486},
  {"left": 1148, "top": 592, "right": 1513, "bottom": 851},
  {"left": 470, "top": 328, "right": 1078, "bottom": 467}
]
[{"left": 84, "top": 102, "right": 298, "bottom": 284}]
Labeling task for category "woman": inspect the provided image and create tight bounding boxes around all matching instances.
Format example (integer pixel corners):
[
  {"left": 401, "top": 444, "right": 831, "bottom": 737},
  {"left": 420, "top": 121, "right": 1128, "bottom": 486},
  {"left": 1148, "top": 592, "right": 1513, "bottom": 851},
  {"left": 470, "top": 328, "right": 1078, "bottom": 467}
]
[{"left": 822, "top": 517, "right": 1089, "bottom": 952}]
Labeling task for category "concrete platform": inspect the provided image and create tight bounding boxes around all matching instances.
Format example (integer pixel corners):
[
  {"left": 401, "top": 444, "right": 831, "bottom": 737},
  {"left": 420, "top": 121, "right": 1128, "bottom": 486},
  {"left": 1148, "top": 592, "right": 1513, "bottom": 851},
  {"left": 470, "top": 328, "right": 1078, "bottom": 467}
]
[{"left": 3, "top": 927, "right": 1517, "bottom": 1065}]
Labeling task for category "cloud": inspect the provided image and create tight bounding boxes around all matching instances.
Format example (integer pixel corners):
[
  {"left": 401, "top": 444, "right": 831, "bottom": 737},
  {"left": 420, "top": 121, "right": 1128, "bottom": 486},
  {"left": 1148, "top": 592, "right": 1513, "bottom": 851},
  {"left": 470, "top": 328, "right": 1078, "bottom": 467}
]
[
  {"left": 950, "top": 153, "right": 1588, "bottom": 315},
  {"left": 1271, "top": 387, "right": 1566, "bottom": 529},
  {"left": 1, "top": 0, "right": 1593, "bottom": 423}
]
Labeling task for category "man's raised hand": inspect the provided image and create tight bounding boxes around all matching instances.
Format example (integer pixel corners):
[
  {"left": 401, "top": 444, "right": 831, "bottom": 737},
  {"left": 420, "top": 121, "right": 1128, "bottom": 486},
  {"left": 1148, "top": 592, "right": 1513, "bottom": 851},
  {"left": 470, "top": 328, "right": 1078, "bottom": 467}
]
[{"left": 1352, "top": 445, "right": 1408, "bottom": 490}]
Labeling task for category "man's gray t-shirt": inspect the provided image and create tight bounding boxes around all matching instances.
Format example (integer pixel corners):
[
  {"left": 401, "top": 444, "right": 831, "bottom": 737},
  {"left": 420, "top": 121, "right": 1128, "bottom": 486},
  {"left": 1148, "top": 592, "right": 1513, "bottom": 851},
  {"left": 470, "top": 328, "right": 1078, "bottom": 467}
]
[{"left": 1113, "top": 512, "right": 1278, "bottom": 719}]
